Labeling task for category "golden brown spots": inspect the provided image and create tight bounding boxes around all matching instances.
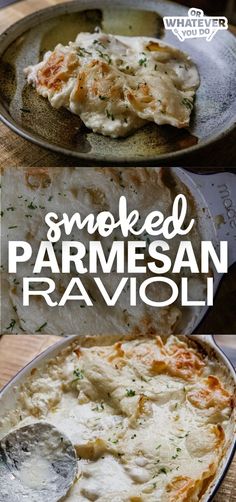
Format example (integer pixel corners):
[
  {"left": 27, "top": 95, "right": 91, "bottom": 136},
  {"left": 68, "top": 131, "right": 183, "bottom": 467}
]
[
  {"left": 146, "top": 41, "right": 178, "bottom": 62},
  {"left": 108, "top": 342, "right": 125, "bottom": 362},
  {"left": 127, "top": 83, "right": 153, "bottom": 113},
  {"left": 75, "top": 438, "right": 108, "bottom": 460},
  {"left": 135, "top": 394, "right": 152, "bottom": 417},
  {"left": 87, "top": 187, "right": 107, "bottom": 208},
  {"left": 146, "top": 41, "right": 167, "bottom": 52},
  {"left": 74, "top": 347, "right": 82, "bottom": 358},
  {"left": 152, "top": 348, "right": 205, "bottom": 380},
  {"left": 166, "top": 476, "right": 197, "bottom": 502},
  {"left": 25, "top": 168, "right": 51, "bottom": 190},
  {"left": 170, "top": 349, "right": 205, "bottom": 376},
  {"left": 38, "top": 51, "right": 79, "bottom": 91},
  {"left": 212, "top": 424, "right": 225, "bottom": 448},
  {"left": 73, "top": 71, "right": 87, "bottom": 103},
  {"left": 187, "top": 376, "right": 233, "bottom": 410},
  {"left": 70, "top": 186, "right": 79, "bottom": 199},
  {"left": 151, "top": 359, "right": 168, "bottom": 374}
]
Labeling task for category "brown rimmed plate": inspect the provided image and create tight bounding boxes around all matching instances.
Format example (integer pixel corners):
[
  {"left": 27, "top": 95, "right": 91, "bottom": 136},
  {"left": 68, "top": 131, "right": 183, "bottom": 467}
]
[{"left": 0, "top": 0, "right": 235, "bottom": 164}]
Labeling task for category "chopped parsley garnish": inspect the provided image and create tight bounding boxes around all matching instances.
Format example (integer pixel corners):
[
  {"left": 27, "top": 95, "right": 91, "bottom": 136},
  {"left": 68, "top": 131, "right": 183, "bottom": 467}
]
[
  {"left": 93, "top": 39, "right": 107, "bottom": 50},
  {"left": 6, "top": 319, "right": 16, "bottom": 331},
  {"left": 159, "top": 467, "right": 168, "bottom": 474},
  {"left": 106, "top": 110, "right": 115, "bottom": 121},
  {"left": 92, "top": 402, "right": 104, "bottom": 412},
  {"left": 35, "top": 322, "right": 47, "bottom": 332},
  {"left": 6, "top": 206, "right": 15, "bottom": 211},
  {"left": 8, "top": 225, "right": 18, "bottom": 229},
  {"left": 99, "top": 95, "right": 108, "bottom": 101},
  {"left": 126, "top": 389, "right": 136, "bottom": 397},
  {"left": 77, "top": 47, "right": 92, "bottom": 57},
  {"left": 27, "top": 201, "right": 37, "bottom": 210},
  {"left": 72, "top": 368, "right": 84, "bottom": 381},
  {"left": 95, "top": 48, "right": 112, "bottom": 64},
  {"left": 182, "top": 97, "right": 193, "bottom": 110},
  {"left": 152, "top": 466, "right": 169, "bottom": 479},
  {"left": 176, "top": 433, "right": 189, "bottom": 439},
  {"left": 139, "top": 57, "right": 147, "bottom": 67},
  {"left": 172, "top": 447, "right": 182, "bottom": 459}
]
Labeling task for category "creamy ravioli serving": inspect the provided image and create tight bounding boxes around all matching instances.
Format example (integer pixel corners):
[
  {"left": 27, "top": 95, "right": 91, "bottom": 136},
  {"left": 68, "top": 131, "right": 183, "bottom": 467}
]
[
  {"left": 24, "top": 31, "right": 199, "bottom": 137},
  {"left": 1, "top": 335, "right": 234, "bottom": 502}
]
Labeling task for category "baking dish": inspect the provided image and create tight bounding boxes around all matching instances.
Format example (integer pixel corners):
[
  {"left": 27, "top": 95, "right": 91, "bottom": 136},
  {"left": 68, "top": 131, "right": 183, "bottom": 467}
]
[
  {"left": 0, "top": 334, "right": 235, "bottom": 501},
  {"left": 175, "top": 169, "right": 236, "bottom": 333}
]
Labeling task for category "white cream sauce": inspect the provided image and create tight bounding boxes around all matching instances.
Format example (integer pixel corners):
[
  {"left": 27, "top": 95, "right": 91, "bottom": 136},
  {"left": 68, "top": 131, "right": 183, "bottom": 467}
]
[
  {"left": 25, "top": 31, "right": 199, "bottom": 137},
  {"left": 1, "top": 336, "right": 234, "bottom": 502}
]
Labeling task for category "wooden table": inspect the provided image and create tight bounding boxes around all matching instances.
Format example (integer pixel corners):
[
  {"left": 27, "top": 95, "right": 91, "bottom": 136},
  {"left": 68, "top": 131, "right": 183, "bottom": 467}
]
[
  {"left": 0, "top": 0, "right": 235, "bottom": 167},
  {"left": 0, "top": 334, "right": 235, "bottom": 501}
]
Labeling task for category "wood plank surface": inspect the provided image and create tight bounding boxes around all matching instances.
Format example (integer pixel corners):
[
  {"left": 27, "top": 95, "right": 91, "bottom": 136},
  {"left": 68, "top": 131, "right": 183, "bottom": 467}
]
[
  {"left": 0, "top": 0, "right": 235, "bottom": 167},
  {"left": 0, "top": 334, "right": 60, "bottom": 388},
  {"left": 0, "top": 334, "right": 235, "bottom": 501}
]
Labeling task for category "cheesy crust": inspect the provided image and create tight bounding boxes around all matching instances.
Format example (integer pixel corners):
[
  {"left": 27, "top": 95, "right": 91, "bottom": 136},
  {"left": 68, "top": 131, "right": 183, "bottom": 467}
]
[
  {"left": 0, "top": 335, "right": 234, "bottom": 502},
  {"left": 24, "top": 31, "right": 199, "bottom": 137}
]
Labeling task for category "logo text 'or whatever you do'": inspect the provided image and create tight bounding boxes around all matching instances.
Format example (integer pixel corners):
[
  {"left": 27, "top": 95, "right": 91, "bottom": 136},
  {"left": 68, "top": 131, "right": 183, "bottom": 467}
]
[{"left": 164, "top": 8, "right": 228, "bottom": 41}]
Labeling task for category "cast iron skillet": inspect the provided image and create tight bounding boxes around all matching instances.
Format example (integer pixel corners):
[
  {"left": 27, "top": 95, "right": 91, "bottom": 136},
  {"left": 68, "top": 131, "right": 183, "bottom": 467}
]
[
  {"left": 0, "top": 0, "right": 235, "bottom": 164},
  {"left": 175, "top": 169, "right": 236, "bottom": 333}
]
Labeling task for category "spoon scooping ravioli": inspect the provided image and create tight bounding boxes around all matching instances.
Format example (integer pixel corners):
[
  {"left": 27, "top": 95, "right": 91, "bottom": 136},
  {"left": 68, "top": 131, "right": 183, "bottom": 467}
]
[{"left": 0, "top": 423, "right": 77, "bottom": 502}]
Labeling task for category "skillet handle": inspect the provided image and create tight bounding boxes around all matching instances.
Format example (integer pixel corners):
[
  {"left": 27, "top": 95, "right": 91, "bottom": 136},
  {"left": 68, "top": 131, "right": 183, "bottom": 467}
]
[
  {"left": 180, "top": 170, "right": 236, "bottom": 267},
  {"left": 190, "top": 334, "right": 215, "bottom": 346}
]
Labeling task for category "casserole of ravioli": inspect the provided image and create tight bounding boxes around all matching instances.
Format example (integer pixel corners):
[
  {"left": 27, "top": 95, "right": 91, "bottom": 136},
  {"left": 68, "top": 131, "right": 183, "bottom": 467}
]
[
  {"left": 1, "top": 167, "right": 205, "bottom": 334},
  {"left": 1, "top": 335, "right": 235, "bottom": 502},
  {"left": 24, "top": 31, "right": 199, "bottom": 138}
]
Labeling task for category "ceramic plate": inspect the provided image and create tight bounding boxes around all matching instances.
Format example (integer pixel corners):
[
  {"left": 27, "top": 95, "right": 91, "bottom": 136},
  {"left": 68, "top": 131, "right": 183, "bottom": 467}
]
[{"left": 0, "top": 0, "right": 235, "bottom": 164}]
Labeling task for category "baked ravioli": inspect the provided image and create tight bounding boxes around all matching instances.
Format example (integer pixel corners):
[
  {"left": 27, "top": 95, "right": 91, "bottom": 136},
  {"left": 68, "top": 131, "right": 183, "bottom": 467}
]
[
  {"left": 24, "top": 31, "right": 199, "bottom": 137},
  {"left": 1, "top": 167, "right": 205, "bottom": 334},
  {"left": 1, "top": 335, "right": 234, "bottom": 502}
]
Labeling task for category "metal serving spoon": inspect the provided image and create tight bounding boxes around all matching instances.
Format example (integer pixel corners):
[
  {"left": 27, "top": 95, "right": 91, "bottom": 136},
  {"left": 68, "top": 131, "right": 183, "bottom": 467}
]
[{"left": 0, "top": 422, "right": 78, "bottom": 502}]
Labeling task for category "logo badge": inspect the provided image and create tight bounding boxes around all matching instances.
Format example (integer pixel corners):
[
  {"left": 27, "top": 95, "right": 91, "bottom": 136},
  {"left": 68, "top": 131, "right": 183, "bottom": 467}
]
[{"left": 164, "top": 8, "right": 228, "bottom": 42}]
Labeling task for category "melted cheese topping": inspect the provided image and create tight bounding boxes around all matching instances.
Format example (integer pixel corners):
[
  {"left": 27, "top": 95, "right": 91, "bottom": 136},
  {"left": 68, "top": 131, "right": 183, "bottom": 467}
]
[
  {"left": 1, "top": 167, "right": 205, "bottom": 335},
  {"left": 1, "top": 335, "right": 234, "bottom": 502},
  {"left": 25, "top": 31, "right": 199, "bottom": 137}
]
